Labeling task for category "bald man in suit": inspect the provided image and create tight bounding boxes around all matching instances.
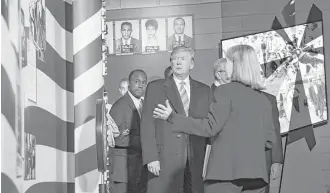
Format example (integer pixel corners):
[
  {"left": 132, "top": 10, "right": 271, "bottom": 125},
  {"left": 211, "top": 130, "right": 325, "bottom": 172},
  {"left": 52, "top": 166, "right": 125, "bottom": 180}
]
[{"left": 110, "top": 70, "right": 148, "bottom": 193}]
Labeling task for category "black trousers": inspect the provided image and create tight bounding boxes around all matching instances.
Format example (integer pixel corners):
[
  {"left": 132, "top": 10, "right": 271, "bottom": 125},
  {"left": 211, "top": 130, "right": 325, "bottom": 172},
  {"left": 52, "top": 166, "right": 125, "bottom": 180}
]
[{"left": 184, "top": 161, "right": 192, "bottom": 193}]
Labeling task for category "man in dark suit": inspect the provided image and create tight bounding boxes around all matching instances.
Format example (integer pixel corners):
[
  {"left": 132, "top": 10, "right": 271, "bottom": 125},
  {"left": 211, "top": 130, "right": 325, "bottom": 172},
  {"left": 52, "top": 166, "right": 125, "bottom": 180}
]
[
  {"left": 115, "top": 22, "right": 141, "bottom": 54},
  {"left": 262, "top": 92, "right": 284, "bottom": 193},
  {"left": 141, "top": 46, "right": 211, "bottom": 193},
  {"left": 167, "top": 18, "right": 194, "bottom": 51},
  {"left": 110, "top": 69, "right": 148, "bottom": 193}
]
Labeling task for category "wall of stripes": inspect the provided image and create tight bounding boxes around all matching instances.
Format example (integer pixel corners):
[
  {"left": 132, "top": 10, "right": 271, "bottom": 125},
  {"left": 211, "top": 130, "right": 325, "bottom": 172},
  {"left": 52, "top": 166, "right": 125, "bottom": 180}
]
[
  {"left": 21, "top": 0, "right": 74, "bottom": 193},
  {"left": 1, "top": 0, "right": 23, "bottom": 192},
  {"left": 73, "top": 0, "right": 104, "bottom": 193}
]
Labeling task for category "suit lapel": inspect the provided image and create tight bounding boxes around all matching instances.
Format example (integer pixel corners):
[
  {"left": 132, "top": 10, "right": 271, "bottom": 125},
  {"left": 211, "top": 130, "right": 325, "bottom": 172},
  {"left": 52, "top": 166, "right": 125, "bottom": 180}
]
[
  {"left": 189, "top": 78, "right": 199, "bottom": 117},
  {"left": 123, "top": 93, "right": 140, "bottom": 124},
  {"left": 164, "top": 76, "right": 186, "bottom": 115}
]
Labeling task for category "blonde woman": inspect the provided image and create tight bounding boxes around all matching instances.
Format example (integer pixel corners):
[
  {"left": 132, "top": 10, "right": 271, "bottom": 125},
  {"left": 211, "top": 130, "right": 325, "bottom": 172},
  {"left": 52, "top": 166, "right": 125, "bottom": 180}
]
[{"left": 153, "top": 45, "right": 276, "bottom": 193}]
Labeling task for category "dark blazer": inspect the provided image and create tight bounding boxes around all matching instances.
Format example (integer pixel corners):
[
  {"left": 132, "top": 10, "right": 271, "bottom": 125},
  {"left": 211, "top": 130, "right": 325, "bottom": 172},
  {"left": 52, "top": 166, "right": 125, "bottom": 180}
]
[
  {"left": 110, "top": 93, "right": 146, "bottom": 192},
  {"left": 166, "top": 34, "right": 194, "bottom": 51},
  {"left": 141, "top": 75, "right": 211, "bottom": 193},
  {"left": 115, "top": 37, "right": 141, "bottom": 53},
  {"left": 210, "top": 83, "right": 217, "bottom": 94},
  {"left": 262, "top": 92, "right": 284, "bottom": 165},
  {"left": 169, "top": 82, "right": 276, "bottom": 184}
]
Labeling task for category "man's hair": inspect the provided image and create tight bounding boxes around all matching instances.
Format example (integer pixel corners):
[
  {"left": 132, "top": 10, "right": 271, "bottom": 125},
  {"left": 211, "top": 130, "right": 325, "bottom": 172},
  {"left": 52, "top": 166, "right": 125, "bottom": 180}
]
[
  {"left": 227, "top": 44, "right": 265, "bottom": 90},
  {"left": 145, "top": 19, "right": 158, "bottom": 30},
  {"left": 119, "top": 78, "right": 128, "bottom": 87},
  {"left": 170, "top": 46, "right": 194, "bottom": 62},
  {"left": 121, "top": 22, "right": 132, "bottom": 30},
  {"left": 128, "top": 69, "right": 147, "bottom": 81},
  {"left": 174, "top": 17, "right": 185, "bottom": 26},
  {"left": 213, "top": 58, "right": 228, "bottom": 72},
  {"left": 164, "top": 66, "right": 173, "bottom": 78}
]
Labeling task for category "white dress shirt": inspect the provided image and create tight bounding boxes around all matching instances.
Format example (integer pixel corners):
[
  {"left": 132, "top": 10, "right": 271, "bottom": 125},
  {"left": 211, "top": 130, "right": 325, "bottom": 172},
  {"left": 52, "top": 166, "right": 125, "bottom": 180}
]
[
  {"left": 128, "top": 91, "right": 143, "bottom": 117},
  {"left": 214, "top": 81, "right": 221, "bottom": 87},
  {"left": 173, "top": 75, "right": 190, "bottom": 101}
]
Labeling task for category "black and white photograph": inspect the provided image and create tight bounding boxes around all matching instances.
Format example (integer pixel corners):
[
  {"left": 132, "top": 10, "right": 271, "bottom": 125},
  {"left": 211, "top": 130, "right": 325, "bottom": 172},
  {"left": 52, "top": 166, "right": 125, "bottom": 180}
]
[
  {"left": 24, "top": 133, "right": 36, "bottom": 180},
  {"left": 167, "top": 16, "right": 194, "bottom": 51},
  {"left": 16, "top": 83, "right": 24, "bottom": 178},
  {"left": 141, "top": 18, "right": 166, "bottom": 53},
  {"left": 29, "top": 0, "right": 46, "bottom": 62},
  {"left": 106, "top": 21, "right": 114, "bottom": 55},
  {"left": 115, "top": 20, "right": 141, "bottom": 55},
  {"left": 221, "top": 20, "right": 327, "bottom": 133},
  {"left": 21, "top": 10, "right": 28, "bottom": 68}
]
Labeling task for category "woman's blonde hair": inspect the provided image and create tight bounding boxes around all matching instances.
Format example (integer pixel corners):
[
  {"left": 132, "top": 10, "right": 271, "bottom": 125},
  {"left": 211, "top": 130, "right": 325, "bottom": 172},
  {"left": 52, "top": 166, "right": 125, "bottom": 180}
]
[{"left": 226, "top": 44, "right": 265, "bottom": 90}]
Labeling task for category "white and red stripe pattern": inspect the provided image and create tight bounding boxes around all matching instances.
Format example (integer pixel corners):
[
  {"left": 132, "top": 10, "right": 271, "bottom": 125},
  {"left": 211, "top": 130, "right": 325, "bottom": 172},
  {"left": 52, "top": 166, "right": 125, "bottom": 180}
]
[
  {"left": 73, "top": 0, "right": 104, "bottom": 193},
  {"left": 2, "top": 0, "right": 22, "bottom": 192}
]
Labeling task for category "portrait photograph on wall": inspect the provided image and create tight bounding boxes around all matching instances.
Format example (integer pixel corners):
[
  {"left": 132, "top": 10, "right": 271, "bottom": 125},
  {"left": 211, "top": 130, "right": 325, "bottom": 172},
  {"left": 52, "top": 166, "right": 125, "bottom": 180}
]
[
  {"left": 24, "top": 133, "right": 36, "bottom": 180},
  {"left": 167, "top": 16, "right": 194, "bottom": 51},
  {"left": 29, "top": 0, "right": 46, "bottom": 62},
  {"left": 221, "top": 20, "right": 327, "bottom": 134},
  {"left": 106, "top": 21, "right": 114, "bottom": 55},
  {"left": 21, "top": 9, "right": 28, "bottom": 68},
  {"left": 114, "top": 20, "right": 141, "bottom": 55},
  {"left": 141, "top": 18, "right": 166, "bottom": 54}
]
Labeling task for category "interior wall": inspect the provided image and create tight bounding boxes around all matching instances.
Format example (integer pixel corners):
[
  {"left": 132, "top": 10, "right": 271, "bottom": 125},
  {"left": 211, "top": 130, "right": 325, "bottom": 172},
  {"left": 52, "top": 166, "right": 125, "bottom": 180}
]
[
  {"left": 105, "top": 1, "right": 223, "bottom": 103},
  {"left": 21, "top": 0, "right": 74, "bottom": 193},
  {"left": 105, "top": 0, "right": 330, "bottom": 193},
  {"left": 218, "top": 0, "right": 330, "bottom": 192}
]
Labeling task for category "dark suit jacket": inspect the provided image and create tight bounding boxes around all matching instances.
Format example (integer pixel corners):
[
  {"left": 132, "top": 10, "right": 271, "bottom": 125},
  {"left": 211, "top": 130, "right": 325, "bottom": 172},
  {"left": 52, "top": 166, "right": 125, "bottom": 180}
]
[
  {"left": 170, "top": 82, "right": 276, "bottom": 184},
  {"left": 262, "top": 92, "right": 284, "bottom": 167},
  {"left": 115, "top": 37, "right": 141, "bottom": 53},
  {"left": 141, "top": 75, "right": 211, "bottom": 193},
  {"left": 167, "top": 34, "right": 194, "bottom": 51},
  {"left": 110, "top": 93, "right": 146, "bottom": 188},
  {"left": 210, "top": 83, "right": 217, "bottom": 94}
]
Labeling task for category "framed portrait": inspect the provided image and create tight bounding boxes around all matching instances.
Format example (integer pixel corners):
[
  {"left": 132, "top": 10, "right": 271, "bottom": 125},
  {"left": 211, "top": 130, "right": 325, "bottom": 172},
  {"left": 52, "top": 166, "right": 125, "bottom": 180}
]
[
  {"left": 167, "top": 16, "right": 194, "bottom": 51},
  {"left": 141, "top": 18, "right": 166, "bottom": 54},
  {"left": 221, "top": 20, "right": 327, "bottom": 134},
  {"left": 106, "top": 21, "right": 114, "bottom": 55},
  {"left": 29, "top": 0, "right": 46, "bottom": 62},
  {"left": 114, "top": 20, "right": 141, "bottom": 55},
  {"left": 24, "top": 133, "right": 36, "bottom": 180}
]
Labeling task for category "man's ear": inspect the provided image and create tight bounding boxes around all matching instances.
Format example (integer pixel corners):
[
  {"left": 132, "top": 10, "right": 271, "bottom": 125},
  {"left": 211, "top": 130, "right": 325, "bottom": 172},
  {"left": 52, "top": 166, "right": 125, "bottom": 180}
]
[
  {"left": 215, "top": 71, "right": 221, "bottom": 80},
  {"left": 190, "top": 60, "right": 195, "bottom": 70}
]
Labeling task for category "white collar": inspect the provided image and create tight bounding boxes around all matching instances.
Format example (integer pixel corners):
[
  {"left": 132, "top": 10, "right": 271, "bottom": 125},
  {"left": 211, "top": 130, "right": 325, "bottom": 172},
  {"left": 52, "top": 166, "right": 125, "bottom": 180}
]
[
  {"left": 173, "top": 75, "right": 190, "bottom": 86},
  {"left": 122, "top": 37, "right": 132, "bottom": 45},
  {"left": 175, "top": 34, "right": 184, "bottom": 41},
  {"left": 128, "top": 91, "right": 142, "bottom": 104},
  {"left": 214, "top": 81, "right": 221, "bottom": 87}
]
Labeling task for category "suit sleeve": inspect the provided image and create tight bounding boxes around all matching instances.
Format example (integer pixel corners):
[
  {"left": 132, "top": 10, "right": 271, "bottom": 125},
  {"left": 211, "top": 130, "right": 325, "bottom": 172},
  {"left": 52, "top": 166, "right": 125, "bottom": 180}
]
[
  {"left": 140, "top": 83, "right": 159, "bottom": 165},
  {"left": 110, "top": 102, "right": 129, "bottom": 147},
  {"left": 170, "top": 88, "right": 231, "bottom": 137},
  {"left": 270, "top": 97, "right": 284, "bottom": 164}
]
